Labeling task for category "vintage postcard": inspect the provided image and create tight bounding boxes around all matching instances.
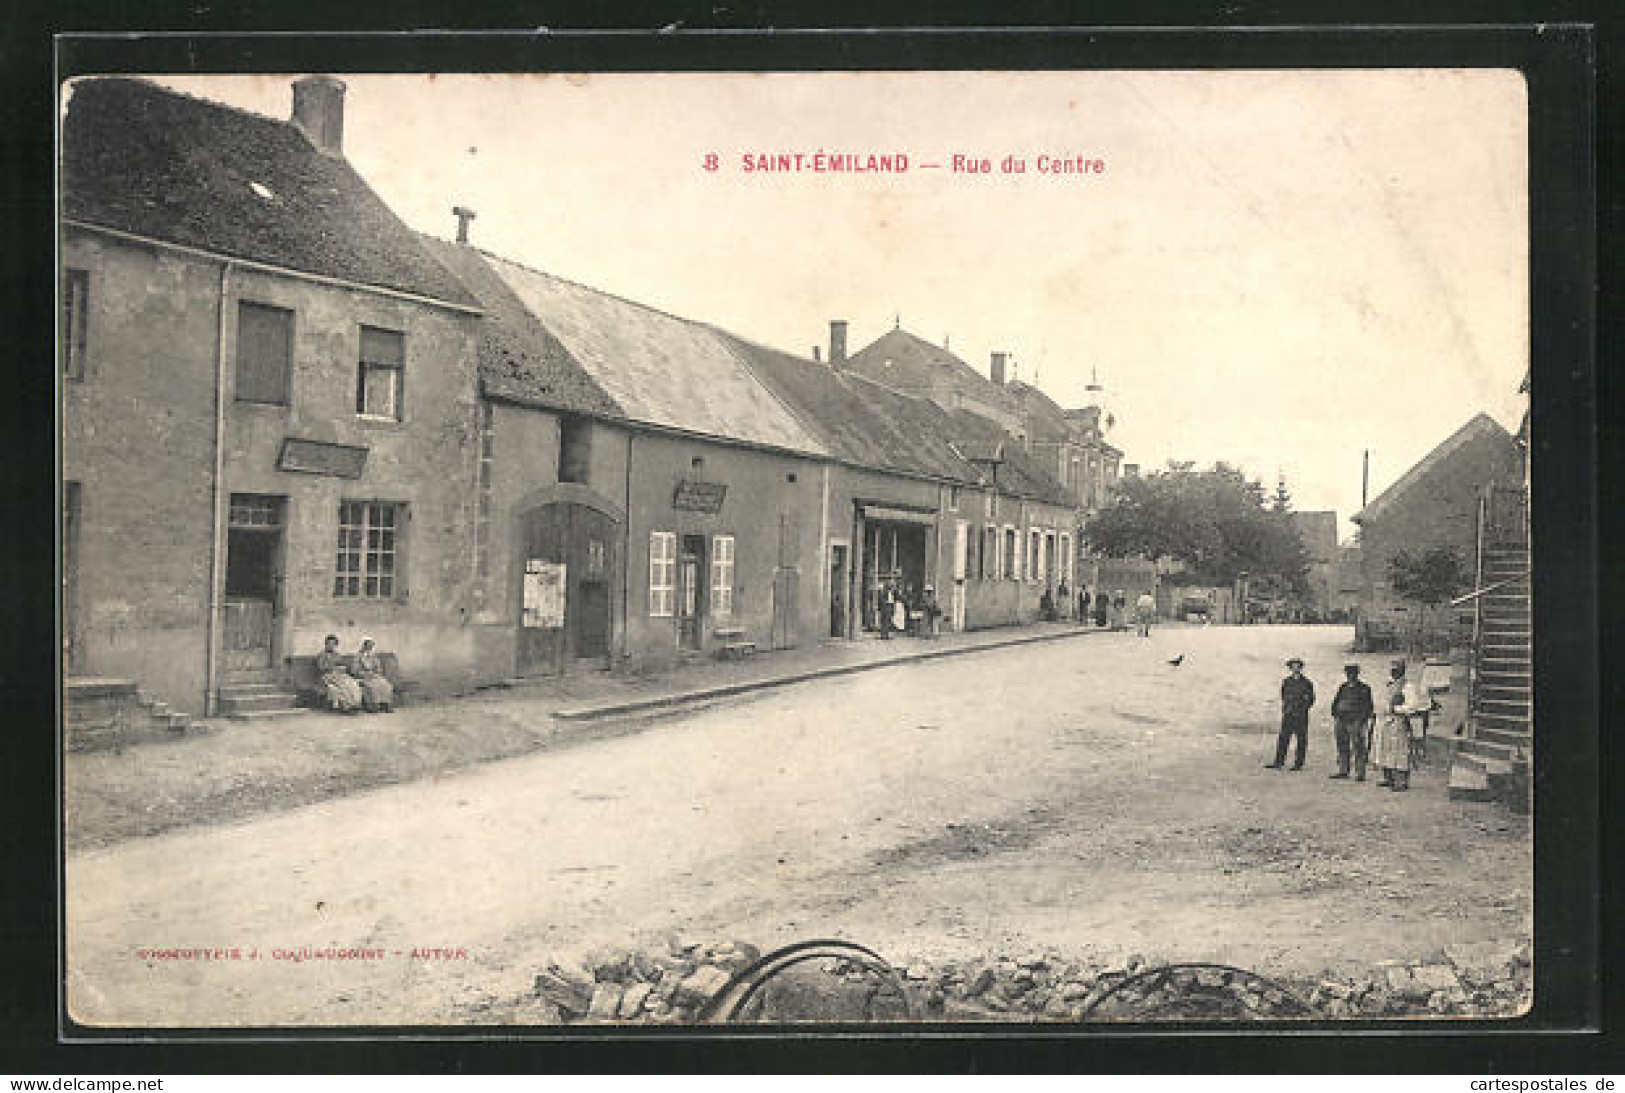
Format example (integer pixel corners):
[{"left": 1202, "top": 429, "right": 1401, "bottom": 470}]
[{"left": 60, "top": 65, "right": 1537, "bottom": 1030}]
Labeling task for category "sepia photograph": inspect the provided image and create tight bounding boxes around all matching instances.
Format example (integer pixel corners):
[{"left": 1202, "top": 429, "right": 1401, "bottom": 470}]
[{"left": 59, "top": 63, "right": 1540, "bottom": 1031}]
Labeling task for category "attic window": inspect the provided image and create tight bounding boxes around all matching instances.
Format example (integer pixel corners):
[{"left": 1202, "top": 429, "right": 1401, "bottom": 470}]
[{"left": 249, "top": 181, "right": 277, "bottom": 202}]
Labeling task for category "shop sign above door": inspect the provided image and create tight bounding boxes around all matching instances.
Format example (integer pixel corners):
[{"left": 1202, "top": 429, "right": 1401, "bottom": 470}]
[
  {"left": 673, "top": 480, "right": 727, "bottom": 514},
  {"left": 277, "top": 437, "right": 369, "bottom": 479}
]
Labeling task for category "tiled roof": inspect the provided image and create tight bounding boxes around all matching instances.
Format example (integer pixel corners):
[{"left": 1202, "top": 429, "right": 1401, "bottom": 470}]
[
  {"left": 945, "top": 409, "right": 1073, "bottom": 508},
  {"left": 479, "top": 254, "right": 827, "bottom": 456},
  {"left": 1005, "top": 380, "right": 1072, "bottom": 443},
  {"left": 716, "top": 333, "right": 977, "bottom": 483},
  {"left": 1353, "top": 413, "right": 1515, "bottom": 524},
  {"left": 419, "top": 238, "right": 622, "bottom": 418},
  {"left": 61, "top": 77, "right": 479, "bottom": 310},
  {"left": 844, "top": 328, "right": 1021, "bottom": 414}
]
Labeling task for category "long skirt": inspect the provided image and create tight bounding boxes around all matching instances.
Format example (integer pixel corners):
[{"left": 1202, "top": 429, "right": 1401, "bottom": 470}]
[
  {"left": 357, "top": 672, "right": 394, "bottom": 709},
  {"left": 1372, "top": 715, "right": 1412, "bottom": 772},
  {"left": 322, "top": 671, "right": 364, "bottom": 712}
]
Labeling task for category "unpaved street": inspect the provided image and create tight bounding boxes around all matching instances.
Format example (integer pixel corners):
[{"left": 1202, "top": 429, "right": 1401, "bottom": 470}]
[{"left": 66, "top": 624, "right": 1530, "bottom": 1026}]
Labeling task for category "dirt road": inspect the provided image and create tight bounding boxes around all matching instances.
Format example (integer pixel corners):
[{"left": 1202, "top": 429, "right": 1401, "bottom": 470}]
[{"left": 66, "top": 623, "right": 1530, "bottom": 1026}]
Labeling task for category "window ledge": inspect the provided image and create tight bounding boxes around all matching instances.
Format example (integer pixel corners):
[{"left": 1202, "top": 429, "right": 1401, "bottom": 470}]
[{"left": 356, "top": 414, "right": 405, "bottom": 427}]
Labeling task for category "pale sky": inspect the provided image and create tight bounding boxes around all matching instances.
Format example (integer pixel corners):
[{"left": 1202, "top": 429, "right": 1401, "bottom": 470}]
[{"left": 151, "top": 71, "right": 1529, "bottom": 538}]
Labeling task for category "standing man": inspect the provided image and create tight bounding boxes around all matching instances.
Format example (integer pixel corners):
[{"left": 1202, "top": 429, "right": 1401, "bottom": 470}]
[
  {"left": 1328, "top": 663, "right": 1375, "bottom": 780},
  {"left": 1079, "top": 586, "right": 1092, "bottom": 625},
  {"left": 1266, "top": 657, "right": 1316, "bottom": 771},
  {"left": 1373, "top": 658, "right": 1426, "bottom": 791}
]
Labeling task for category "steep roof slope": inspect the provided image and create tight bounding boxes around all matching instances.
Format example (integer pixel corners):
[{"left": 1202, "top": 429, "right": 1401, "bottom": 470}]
[
  {"left": 419, "top": 237, "right": 622, "bottom": 418},
  {"left": 479, "top": 254, "right": 827, "bottom": 456},
  {"left": 716, "top": 333, "right": 978, "bottom": 483},
  {"left": 843, "top": 328, "right": 1021, "bottom": 415},
  {"left": 945, "top": 410, "right": 1072, "bottom": 508},
  {"left": 61, "top": 77, "right": 479, "bottom": 309},
  {"left": 1353, "top": 413, "right": 1517, "bottom": 525}
]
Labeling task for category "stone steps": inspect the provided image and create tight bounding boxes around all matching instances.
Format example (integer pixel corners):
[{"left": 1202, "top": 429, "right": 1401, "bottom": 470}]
[{"left": 217, "top": 682, "right": 305, "bottom": 720}]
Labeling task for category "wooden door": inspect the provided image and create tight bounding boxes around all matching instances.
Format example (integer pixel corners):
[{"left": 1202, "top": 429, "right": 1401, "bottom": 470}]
[
  {"left": 224, "top": 495, "right": 284, "bottom": 671},
  {"left": 828, "top": 544, "right": 848, "bottom": 638},
  {"left": 520, "top": 503, "right": 616, "bottom": 674}
]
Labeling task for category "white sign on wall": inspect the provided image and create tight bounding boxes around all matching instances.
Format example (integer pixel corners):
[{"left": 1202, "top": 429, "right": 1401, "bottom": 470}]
[{"left": 523, "top": 559, "right": 566, "bottom": 628}]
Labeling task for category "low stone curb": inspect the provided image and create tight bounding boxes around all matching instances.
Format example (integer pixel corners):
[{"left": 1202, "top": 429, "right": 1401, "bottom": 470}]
[{"left": 552, "top": 625, "right": 1115, "bottom": 723}]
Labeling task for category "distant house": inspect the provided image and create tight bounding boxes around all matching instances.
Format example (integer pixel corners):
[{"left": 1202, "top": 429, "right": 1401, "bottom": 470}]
[
  {"left": 723, "top": 329, "right": 1077, "bottom": 635},
  {"left": 1350, "top": 413, "right": 1524, "bottom": 650},
  {"left": 1288, "top": 510, "right": 1339, "bottom": 617},
  {"left": 61, "top": 77, "right": 486, "bottom": 714},
  {"left": 838, "top": 324, "right": 1028, "bottom": 438}
]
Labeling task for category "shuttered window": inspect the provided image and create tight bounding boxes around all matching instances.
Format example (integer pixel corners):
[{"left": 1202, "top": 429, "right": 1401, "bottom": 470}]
[
  {"left": 357, "top": 326, "right": 404, "bottom": 420},
  {"left": 649, "top": 531, "right": 676, "bottom": 617},
  {"left": 236, "top": 302, "right": 293, "bottom": 404},
  {"left": 711, "top": 535, "right": 735, "bottom": 617}
]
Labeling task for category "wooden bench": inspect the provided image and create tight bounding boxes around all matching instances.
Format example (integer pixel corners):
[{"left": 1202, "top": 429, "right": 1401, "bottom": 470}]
[
  {"left": 712, "top": 627, "right": 755, "bottom": 660},
  {"left": 284, "top": 652, "right": 418, "bottom": 708}
]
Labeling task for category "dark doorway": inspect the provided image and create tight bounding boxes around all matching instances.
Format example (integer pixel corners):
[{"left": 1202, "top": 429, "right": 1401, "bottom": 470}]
[
  {"left": 677, "top": 534, "right": 706, "bottom": 652},
  {"left": 519, "top": 502, "right": 617, "bottom": 675},
  {"left": 829, "top": 544, "right": 848, "bottom": 638},
  {"left": 223, "top": 494, "right": 285, "bottom": 672}
]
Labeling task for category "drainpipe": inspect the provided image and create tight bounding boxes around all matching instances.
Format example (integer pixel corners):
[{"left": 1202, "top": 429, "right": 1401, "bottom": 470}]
[
  {"left": 818, "top": 463, "right": 830, "bottom": 608},
  {"left": 204, "top": 260, "right": 236, "bottom": 716},
  {"left": 621, "top": 430, "right": 633, "bottom": 668}
]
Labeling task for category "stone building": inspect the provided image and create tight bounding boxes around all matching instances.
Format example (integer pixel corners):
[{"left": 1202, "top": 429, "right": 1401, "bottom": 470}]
[
  {"left": 60, "top": 76, "right": 1087, "bottom": 722},
  {"left": 1350, "top": 413, "right": 1524, "bottom": 650},
  {"left": 61, "top": 76, "right": 487, "bottom": 715},
  {"left": 424, "top": 239, "right": 830, "bottom": 676}
]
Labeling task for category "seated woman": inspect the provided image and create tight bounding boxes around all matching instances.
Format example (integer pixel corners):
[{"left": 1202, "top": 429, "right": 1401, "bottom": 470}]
[
  {"left": 317, "top": 634, "right": 364, "bottom": 713},
  {"left": 353, "top": 635, "right": 395, "bottom": 713}
]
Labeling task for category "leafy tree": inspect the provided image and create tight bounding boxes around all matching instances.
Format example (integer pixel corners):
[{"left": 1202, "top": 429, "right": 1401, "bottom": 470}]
[
  {"left": 1085, "top": 461, "right": 1310, "bottom": 593},
  {"left": 1386, "top": 546, "right": 1469, "bottom": 652}
]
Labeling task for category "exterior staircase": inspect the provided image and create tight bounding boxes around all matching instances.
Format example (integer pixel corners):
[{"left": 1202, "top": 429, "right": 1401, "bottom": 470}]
[
  {"left": 217, "top": 666, "right": 306, "bottom": 721},
  {"left": 1448, "top": 485, "right": 1531, "bottom": 811},
  {"left": 66, "top": 678, "right": 199, "bottom": 751}
]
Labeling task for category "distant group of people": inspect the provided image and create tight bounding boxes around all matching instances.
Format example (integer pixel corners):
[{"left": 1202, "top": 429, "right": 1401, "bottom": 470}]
[
  {"left": 1266, "top": 656, "right": 1432, "bottom": 790},
  {"left": 1046, "top": 585, "right": 1156, "bottom": 635},
  {"left": 317, "top": 633, "right": 395, "bottom": 714},
  {"left": 876, "top": 577, "right": 941, "bottom": 640}
]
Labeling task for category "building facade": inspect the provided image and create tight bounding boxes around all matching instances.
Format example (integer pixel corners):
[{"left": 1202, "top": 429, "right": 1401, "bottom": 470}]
[
  {"left": 1350, "top": 413, "right": 1524, "bottom": 650},
  {"left": 62, "top": 77, "right": 487, "bottom": 714}
]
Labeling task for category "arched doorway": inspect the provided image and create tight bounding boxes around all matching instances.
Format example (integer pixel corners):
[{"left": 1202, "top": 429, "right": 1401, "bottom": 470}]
[{"left": 518, "top": 501, "right": 618, "bottom": 675}]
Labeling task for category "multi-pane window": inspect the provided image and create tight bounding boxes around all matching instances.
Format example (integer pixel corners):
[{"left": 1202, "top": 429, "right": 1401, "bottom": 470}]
[
  {"left": 649, "top": 531, "right": 676, "bottom": 617},
  {"left": 334, "top": 500, "right": 401, "bottom": 598},
  {"left": 984, "top": 525, "right": 998, "bottom": 581},
  {"left": 1060, "top": 534, "right": 1072, "bottom": 583},
  {"left": 1003, "top": 527, "right": 1017, "bottom": 580},
  {"left": 357, "top": 326, "right": 404, "bottom": 420},
  {"left": 711, "top": 535, "right": 736, "bottom": 617},
  {"left": 62, "top": 269, "right": 88, "bottom": 379},
  {"left": 236, "top": 301, "right": 293, "bottom": 404}
]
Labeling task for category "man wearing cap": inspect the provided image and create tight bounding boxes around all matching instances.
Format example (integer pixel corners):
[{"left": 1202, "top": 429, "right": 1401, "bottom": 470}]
[
  {"left": 1373, "top": 658, "right": 1428, "bottom": 790},
  {"left": 1328, "top": 663, "right": 1375, "bottom": 780},
  {"left": 1266, "top": 657, "right": 1316, "bottom": 770}
]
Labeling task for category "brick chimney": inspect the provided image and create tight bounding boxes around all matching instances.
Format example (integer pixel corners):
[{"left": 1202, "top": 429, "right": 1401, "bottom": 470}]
[
  {"left": 829, "top": 320, "right": 848, "bottom": 368},
  {"left": 990, "top": 351, "right": 1007, "bottom": 386},
  {"left": 452, "top": 206, "right": 478, "bottom": 245},
  {"left": 812, "top": 346, "right": 822, "bottom": 363},
  {"left": 291, "top": 76, "right": 347, "bottom": 157}
]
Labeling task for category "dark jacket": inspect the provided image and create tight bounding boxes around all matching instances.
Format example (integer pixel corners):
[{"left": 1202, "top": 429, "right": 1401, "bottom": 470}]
[
  {"left": 1330, "top": 679, "right": 1375, "bottom": 721},
  {"left": 1281, "top": 674, "right": 1316, "bottom": 717}
]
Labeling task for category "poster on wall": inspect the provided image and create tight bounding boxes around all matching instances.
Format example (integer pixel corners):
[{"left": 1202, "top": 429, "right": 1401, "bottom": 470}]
[{"left": 522, "top": 559, "right": 566, "bottom": 629}]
